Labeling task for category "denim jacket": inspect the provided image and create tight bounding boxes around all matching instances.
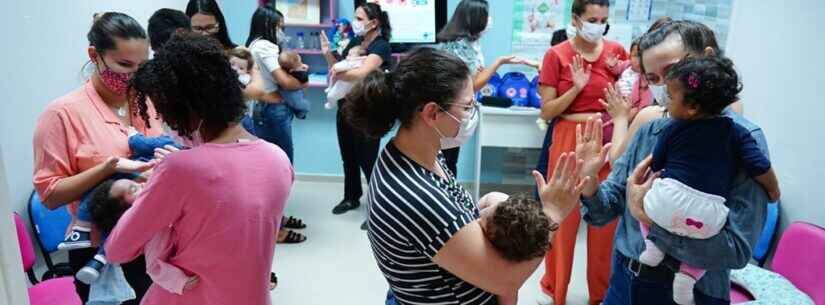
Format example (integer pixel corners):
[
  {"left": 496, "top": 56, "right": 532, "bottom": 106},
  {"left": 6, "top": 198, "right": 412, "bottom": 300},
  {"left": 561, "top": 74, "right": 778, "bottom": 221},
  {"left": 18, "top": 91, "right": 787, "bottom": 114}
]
[{"left": 580, "top": 109, "right": 771, "bottom": 300}]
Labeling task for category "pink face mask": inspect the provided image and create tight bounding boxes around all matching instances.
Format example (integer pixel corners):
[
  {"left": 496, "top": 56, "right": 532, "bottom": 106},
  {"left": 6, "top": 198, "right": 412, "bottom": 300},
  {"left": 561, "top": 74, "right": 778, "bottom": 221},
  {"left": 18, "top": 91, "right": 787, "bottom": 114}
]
[{"left": 98, "top": 58, "right": 132, "bottom": 95}]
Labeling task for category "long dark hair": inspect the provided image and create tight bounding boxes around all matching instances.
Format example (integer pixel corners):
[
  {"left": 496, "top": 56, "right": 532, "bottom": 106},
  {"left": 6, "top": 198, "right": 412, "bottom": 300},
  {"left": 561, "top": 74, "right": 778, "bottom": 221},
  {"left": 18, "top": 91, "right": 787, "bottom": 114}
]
[
  {"left": 360, "top": 3, "right": 392, "bottom": 41},
  {"left": 130, "top": 32, "right": 246, "bottom": 139},
  {"left": 342, "top": 47, "right": 470, "bottom": 138},
  {"left": 88, "top": 12, "right": 147, "bottom": 54},
  {"left": 186, "top": 0, "right": 236, "bottom": 48},
  {"left": 246, "top": 2, "right": 283, "bottom": 47},
  {"left": 437, "top": 0, "right": 489, "bottom": 43}
]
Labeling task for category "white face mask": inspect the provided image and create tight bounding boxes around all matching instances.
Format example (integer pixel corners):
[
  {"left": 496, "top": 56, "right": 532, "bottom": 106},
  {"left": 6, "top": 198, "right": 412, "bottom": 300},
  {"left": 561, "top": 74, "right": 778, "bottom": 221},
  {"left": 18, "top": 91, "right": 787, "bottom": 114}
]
[
  {"left": 433, "top": 105, "right": 480, "bottom": 149},
  {"left": 578, "top": 20, "right": 606, "bottom": 43},
  {"left": 276, "top": 28, "right": 288, "bottom": 45},
  {"left": 566, "top": 23, "right": 577, "bottom": 39},
  {"left": 649, "top": 84, "right": 669, "bottom": 107},
  {"left": 352, "top": 20, "right": 368, "bottom": 36}
]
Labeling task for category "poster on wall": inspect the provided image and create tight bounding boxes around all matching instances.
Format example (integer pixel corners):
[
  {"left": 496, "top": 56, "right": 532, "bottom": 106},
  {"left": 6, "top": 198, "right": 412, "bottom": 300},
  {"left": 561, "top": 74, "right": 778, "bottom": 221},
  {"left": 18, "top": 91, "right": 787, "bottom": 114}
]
[
  {"left": 608, "top": 0, "right": 734, "bottom": 49},
  {"left": 373, "top": 0, "right": 437, "bottom": 43},
  {"left": 510, "top": 0, "right": 734, "bottom": 63},
  {"left": 277, "top": 0, "right": 321, "bottom": 25},
  {"left": 511, "top": 0, "right": 571, "bottom": 77}
]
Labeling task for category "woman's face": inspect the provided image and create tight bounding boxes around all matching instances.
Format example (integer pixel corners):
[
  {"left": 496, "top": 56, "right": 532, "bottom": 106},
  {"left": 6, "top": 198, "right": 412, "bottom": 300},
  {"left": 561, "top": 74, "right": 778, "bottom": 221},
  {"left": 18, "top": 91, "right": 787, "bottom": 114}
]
[
  {"left": 110, "top": 179, "right": 144, "bottom": 204},
  {"left": 354, "top": 7, "right": 376, "bottom": 32},
  {"left": 436, "top": 78, "right": 476, "bottom": 136},
  {"left": 92, "top": 38, "right": 150, "bottom": 74},
  {"left": 642, "top": 35, "right": 689, "bottom": 85},
  {"left": 191, "top": 13, "right": 220, "bottom": 35},
  {"left": 575, "top": 4, "right": 609, "bottom": 28}
]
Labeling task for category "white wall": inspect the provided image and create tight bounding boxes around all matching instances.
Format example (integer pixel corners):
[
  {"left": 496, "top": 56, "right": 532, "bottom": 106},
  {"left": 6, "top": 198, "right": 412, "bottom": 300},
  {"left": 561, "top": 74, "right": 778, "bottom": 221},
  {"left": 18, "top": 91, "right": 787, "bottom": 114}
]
[
  {"left": 726, "top": 0, "right": 825, "bottom": 229},
  {"left": 0, "top": 0, "right": 189, "bottom": 218}
]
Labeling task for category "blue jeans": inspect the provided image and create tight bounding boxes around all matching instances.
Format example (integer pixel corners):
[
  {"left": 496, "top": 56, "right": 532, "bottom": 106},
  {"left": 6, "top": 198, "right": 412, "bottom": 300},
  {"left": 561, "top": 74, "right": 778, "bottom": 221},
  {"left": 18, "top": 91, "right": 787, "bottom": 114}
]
[
  {"left": 246, "top": 102, "right": 294, "bottom": 163},
  {"left": 603, "top": 251, "right": 729, "bottom": 305}
]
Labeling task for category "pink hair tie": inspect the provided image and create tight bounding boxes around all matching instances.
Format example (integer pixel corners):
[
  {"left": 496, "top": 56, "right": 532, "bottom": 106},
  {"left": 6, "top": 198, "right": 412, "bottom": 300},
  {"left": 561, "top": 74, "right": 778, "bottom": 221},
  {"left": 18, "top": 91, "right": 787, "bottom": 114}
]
[{"left": 687, "top": 73, "right": 700, "bottom": 89}]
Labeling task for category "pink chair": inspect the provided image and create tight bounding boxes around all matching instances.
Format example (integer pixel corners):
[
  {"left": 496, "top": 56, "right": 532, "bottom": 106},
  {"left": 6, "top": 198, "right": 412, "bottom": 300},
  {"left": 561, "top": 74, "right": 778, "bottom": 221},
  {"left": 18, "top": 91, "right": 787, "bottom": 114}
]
[
  {"left": 13, "top": 213, "right": 82, "bottom": 305},
  {"left": 771, "top": 222, "right": 825, "bottom": 305}
]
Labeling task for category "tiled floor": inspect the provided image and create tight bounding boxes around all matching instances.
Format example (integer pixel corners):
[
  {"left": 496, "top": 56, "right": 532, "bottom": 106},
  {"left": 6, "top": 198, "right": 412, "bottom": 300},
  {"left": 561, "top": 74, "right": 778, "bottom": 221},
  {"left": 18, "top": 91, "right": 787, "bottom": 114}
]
[{"left": 270, "top": 180, "right": 594, "bottom": 305}]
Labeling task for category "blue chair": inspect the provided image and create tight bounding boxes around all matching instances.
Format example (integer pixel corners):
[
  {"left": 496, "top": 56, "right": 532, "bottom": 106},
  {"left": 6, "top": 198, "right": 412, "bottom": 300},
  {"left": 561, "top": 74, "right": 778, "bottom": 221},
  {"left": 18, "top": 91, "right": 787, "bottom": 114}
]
[
  {"left": 27, "top": 190, "right": 75, "bottom": 279},
  {"left": 752, "top": 201, "right": 780, "bottom": 266}
]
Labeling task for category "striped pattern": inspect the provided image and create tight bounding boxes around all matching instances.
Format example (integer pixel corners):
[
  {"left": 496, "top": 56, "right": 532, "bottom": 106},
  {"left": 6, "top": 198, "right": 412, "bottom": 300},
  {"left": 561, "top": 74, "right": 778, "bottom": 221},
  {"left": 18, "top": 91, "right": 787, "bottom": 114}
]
[{"left": 367, "top": 143, "right": 496, "bottom": 305}]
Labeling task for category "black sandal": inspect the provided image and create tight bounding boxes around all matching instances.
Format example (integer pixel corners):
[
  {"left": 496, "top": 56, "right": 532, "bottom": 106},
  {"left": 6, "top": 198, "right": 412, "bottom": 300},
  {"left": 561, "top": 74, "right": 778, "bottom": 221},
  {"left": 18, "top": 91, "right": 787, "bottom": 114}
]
[
  {"left": 278, "top": 230, "right": 307, "bottom": 244},
  {"left": 269, "top": 272, "right": 278, "bottom": 290},
  {"left": 282, "top": 216, "right": 306, "bottom": 229}
]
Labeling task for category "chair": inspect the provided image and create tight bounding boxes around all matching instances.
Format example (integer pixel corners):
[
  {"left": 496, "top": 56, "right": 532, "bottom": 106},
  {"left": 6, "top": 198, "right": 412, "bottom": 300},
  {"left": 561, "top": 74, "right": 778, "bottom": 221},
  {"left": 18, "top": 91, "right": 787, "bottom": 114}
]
[
  {"left": 27, "top": 190, "right": 74, "bottom": 279},
  {"left": 770, "top": 222, "right": 825, "bottom": 305},
  {"left": 752, "top": 201, "right": 780, "bottom": 266},
  {"left": 13, "top": 213, "right": 82, "bottom": 305}
]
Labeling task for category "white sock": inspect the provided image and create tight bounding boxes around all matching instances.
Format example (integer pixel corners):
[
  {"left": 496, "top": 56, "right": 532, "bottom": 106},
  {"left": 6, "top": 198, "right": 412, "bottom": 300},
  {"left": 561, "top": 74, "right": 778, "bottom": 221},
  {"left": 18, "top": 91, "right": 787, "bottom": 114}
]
[
  {"left": 638, "top": 239, "right": 665, "bottom": 266},
  {"left": 673, "top": 272, "right": 697, "bottom": 305}
]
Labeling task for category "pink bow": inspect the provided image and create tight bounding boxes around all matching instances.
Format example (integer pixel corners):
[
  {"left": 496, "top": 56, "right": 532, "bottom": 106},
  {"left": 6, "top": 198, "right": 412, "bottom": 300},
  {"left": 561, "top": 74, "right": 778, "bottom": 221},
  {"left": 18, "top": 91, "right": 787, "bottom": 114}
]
[
  {"left": 685, "top": 218, "right": 704, "bottom": 229},
  {"left": 687, "top": 73, "right": 701, "bottom": 89}
]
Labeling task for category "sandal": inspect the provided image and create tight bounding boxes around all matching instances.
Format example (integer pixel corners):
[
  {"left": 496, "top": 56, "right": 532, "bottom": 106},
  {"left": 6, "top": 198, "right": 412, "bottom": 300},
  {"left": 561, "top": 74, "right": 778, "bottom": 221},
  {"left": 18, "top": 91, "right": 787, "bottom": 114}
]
[
  {"left": 269, "top": 272, "right": 278, "bottom": 290},
  {"left": 282, "top": 215, "right": 306, "bottom": 229},
  {"left": 278, "top": 229, "right": 307, "bottom": 244}
]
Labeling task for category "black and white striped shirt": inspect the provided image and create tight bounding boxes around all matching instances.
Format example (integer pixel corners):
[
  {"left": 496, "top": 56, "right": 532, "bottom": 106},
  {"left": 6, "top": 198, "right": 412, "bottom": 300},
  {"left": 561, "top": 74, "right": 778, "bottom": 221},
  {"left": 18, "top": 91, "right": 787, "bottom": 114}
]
[{"left": 367, "top": 142, "right": 496, "bottom": 305}]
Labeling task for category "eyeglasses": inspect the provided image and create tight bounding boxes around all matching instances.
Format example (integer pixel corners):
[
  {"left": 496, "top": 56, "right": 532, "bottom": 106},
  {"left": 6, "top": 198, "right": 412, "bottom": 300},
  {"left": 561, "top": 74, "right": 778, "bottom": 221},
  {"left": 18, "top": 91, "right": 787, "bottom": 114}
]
[
  {"left": 444, "top": 101, "right": 479, "bottom": 120},
  {"left": 193, "top": 23, "right": 220, "bottom": 34}
]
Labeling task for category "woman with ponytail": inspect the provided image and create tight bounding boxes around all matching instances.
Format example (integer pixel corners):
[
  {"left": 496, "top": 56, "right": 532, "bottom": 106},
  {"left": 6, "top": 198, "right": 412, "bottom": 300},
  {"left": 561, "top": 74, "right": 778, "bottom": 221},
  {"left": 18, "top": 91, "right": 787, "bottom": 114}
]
[
  {"left": 349, "top": 47, "right": 585, "bottom": 305},
  {"left": 319, "top": 2, "right": 393, "bottom": 228}
]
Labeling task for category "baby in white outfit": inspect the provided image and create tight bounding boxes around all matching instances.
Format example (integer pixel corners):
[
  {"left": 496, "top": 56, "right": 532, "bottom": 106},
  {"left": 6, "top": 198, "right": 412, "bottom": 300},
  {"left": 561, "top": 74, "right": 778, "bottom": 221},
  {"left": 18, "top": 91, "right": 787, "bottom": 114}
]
[{"left": 325, "top": 45, "right": 367, "bottom": 109}]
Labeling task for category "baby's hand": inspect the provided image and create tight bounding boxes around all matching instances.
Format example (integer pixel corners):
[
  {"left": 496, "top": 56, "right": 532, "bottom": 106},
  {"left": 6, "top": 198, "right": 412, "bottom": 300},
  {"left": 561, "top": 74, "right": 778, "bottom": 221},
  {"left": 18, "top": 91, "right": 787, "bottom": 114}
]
[
  {"left": 606, "top": 53, "right": 620, "bottom": 68},
  {"left": 183, "top": 276, "right": 200, "bottom": 292}
]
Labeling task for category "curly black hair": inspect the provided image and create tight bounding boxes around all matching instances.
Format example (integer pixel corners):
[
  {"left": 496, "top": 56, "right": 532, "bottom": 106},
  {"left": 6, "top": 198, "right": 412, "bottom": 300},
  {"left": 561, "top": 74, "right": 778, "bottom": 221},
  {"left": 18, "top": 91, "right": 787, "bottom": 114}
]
[
  {"left": 130, "top": 31, "right": 246, "bottom": 140},
  {"left": 666, "top": 55, "right": 742, "bottom": 115},
  {"left": 87, "top": 180, "right": 130, "bottom": 233},
  {"left": 483, "top": 194, "right": 559, "bottom": 262}
]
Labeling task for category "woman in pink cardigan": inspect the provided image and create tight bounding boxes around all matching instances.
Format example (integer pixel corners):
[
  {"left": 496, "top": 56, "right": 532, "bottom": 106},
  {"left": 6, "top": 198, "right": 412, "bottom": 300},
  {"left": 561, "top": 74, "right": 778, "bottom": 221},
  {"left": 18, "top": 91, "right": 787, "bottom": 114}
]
[{"left": 105, "top": 32, "right": 293, "bottom": 305}]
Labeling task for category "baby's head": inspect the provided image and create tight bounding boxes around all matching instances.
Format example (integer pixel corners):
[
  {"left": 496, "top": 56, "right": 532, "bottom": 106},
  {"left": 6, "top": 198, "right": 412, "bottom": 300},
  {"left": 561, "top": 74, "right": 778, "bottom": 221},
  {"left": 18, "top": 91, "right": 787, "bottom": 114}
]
[
  {"left": 278, "top": 51, "right": 309, "bottom": 83},
  {"left": 664, "top": 56, "right": 742, "bottom": 120},
  {"left": 347, "top": 45, "right": 365, "bottom": 59},
  {"left": 480, "top": 194, "right": 557, "bottom": 262},
  {"left": 227, "top": 48, "right": 254, "bottom": 75},
  {"left": 88, "top": 179, "right": 144, "bottom": 233}
]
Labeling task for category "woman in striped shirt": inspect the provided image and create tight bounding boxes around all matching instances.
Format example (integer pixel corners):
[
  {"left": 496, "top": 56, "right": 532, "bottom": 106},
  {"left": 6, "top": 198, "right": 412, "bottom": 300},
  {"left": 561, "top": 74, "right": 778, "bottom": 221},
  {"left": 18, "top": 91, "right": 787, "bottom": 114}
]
[{"left": 340, "top": 47, "right": 590, "bottom": 305}]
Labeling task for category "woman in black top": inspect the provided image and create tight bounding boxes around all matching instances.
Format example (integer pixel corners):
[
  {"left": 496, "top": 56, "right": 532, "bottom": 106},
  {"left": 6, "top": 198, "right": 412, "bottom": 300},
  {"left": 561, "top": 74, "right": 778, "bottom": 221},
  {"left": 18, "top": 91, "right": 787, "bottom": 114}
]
[
  {"left": 320, "top": 2, "right": 392, "bottom": 228},
  {"left": 342, "top": 47, "right": 587, "bottom": 305}
]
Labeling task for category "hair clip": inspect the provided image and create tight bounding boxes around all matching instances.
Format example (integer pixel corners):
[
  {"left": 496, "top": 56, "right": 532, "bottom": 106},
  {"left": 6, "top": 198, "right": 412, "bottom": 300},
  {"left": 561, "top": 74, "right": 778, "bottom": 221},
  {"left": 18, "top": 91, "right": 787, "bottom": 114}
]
[{"left": 687, "top": 73, "right": 701, "bottom": 89}]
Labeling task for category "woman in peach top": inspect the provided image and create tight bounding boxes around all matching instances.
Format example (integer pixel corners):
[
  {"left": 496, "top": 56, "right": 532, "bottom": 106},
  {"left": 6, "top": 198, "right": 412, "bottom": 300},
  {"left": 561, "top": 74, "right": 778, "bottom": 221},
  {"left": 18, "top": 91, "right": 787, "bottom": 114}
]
[{"left": 32, "top": 12, "right": 161, "bottom": 304}]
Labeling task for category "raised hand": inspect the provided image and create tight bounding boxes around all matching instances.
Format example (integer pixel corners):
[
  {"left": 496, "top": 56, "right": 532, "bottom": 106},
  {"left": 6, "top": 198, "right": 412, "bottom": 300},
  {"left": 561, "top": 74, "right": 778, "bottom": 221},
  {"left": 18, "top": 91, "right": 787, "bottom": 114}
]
[
  {"left": 320, "top": 30, "right": 331, "bottom": 54},
  {"left": 533, "top": 153, "right": 589, "bottom": 224},
  {"left": 571, "top": 55, "right": 592, "bottom": 91},
  {"left": 599, "top": 83, "right": 631, "bottom": 120},
  {"left": 576, "top": 116, "right": 611, "bottom": 181},
  {"left": 605, "top": 53, "right": 620, "bottom": 68}
]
